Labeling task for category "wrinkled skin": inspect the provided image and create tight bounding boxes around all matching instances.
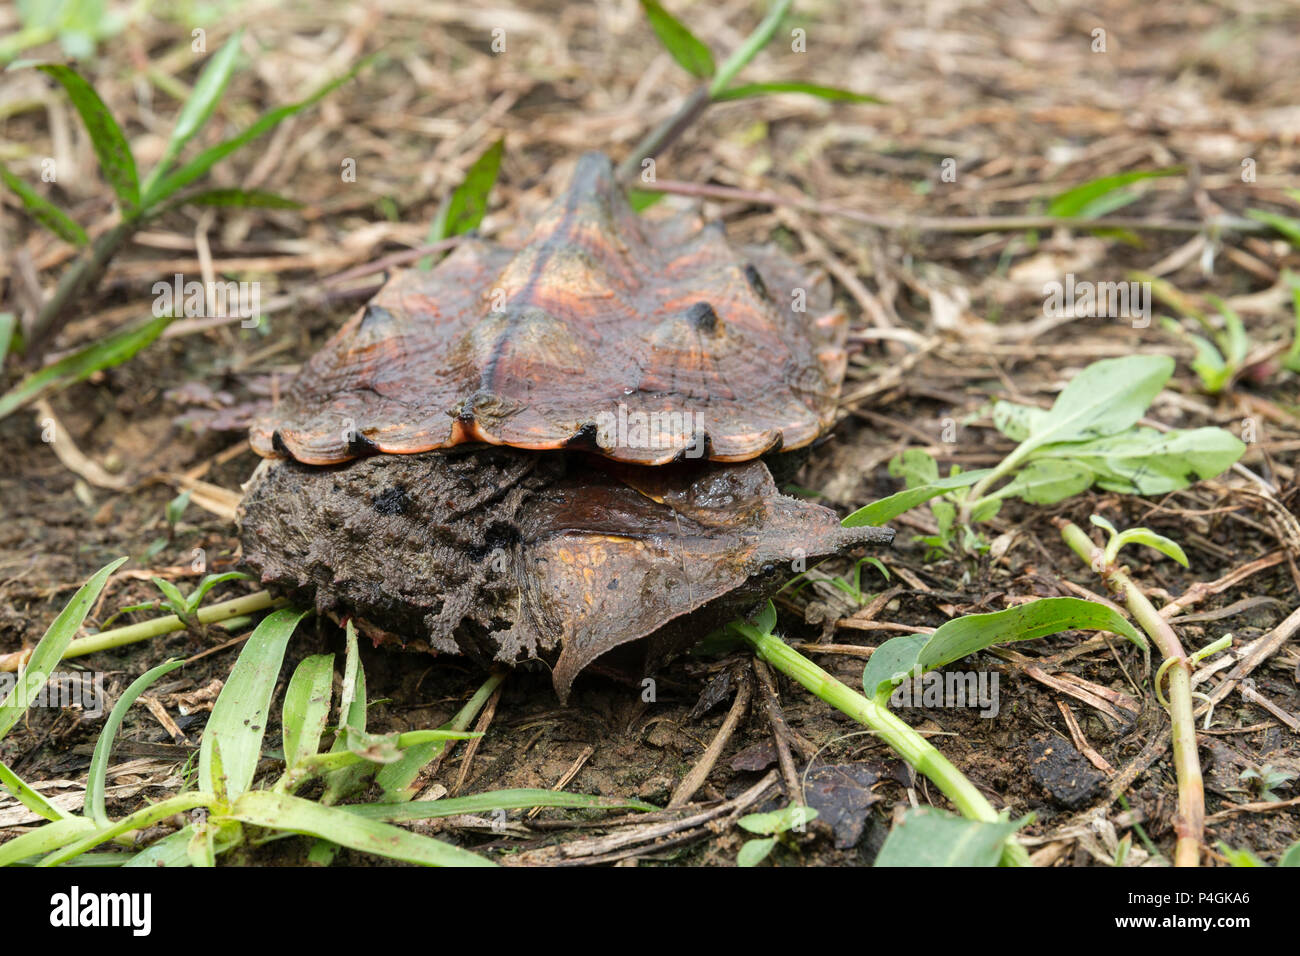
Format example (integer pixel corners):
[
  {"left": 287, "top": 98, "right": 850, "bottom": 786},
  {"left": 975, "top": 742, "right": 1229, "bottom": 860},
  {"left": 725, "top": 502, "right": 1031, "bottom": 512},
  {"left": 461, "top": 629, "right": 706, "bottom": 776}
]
[
  {"left": 238, "top": 448, "right": 891, "bottom": 701},
  {"left": 249, "top": 152, "right": 849, "bottom": 466}
]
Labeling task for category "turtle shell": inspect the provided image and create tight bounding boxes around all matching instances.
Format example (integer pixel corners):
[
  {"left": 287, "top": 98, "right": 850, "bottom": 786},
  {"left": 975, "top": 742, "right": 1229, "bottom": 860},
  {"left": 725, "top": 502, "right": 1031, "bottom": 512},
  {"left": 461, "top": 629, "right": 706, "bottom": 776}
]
[
  {"left": 249, "top": 152, "right": 849, "bottom": 466},
  {"left": 237, "top": 448, "right": 891, "bottom": 701}
]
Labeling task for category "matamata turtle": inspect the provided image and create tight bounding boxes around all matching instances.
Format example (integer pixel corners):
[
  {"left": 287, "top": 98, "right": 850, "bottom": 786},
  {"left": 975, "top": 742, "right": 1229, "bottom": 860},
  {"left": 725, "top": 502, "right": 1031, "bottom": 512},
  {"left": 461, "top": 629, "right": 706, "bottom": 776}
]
[{"left": 239, "top": 153, "right": 890, "bottom": 700}]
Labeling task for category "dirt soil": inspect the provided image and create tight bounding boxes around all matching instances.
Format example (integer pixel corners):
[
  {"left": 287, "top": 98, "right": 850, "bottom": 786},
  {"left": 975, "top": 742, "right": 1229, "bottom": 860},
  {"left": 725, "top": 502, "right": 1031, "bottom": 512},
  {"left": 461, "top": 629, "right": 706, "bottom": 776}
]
[{"left": 1, "top": 0, "right": 1298, "bottom": 866}]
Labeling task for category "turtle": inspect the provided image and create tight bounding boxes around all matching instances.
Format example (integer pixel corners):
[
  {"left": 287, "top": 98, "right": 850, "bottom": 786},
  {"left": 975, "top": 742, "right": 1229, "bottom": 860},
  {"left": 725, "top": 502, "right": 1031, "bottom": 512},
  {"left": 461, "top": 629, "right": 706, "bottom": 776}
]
[
  {"left": 238, "top": 448, "right": 891, "bottom": 701},
  {"left": 238, "top": 152, "right": 891, "bottom": 701},
  {"left": 248, "top": 152, "right": 851, "bottom": 466}
]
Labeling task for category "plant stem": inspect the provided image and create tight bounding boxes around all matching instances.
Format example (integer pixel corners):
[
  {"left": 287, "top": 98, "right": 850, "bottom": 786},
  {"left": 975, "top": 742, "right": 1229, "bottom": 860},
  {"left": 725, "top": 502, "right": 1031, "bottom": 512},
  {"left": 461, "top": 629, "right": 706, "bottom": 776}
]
[
  {"left": 25, "top": 219, "right": 138, "bottom": 360},
  {"left": 1057, "top": 519, "right": 1204, "bottom": 867},
  {"left": 616, "top": 85, "right": 712, "bottom": 184},
  {"left": 0, "top": 590, "right": 284, "bottom": 672},
  {"left": 739, "top": 626, "right": 1030, "bottom": 866},
  {"left": 615, "top": 0, "right": 794, "bottom": 184}
]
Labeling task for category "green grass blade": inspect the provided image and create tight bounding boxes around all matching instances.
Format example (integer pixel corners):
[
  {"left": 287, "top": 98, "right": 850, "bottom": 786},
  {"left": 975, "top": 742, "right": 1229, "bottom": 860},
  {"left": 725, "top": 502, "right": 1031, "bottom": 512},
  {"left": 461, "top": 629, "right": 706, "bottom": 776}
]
[
  {"left": 1048, "top": 167, "right": 1183, "bottom": 219},
  {"left": 0, "top": 815, "right": 96, "bottom": 867},
  {"left": 424, "top": 137, "right": 504, "bottom": 260},
  {"left": 345, "top": 788, "right": 657, "bottom": 822},
  {"left": 0, "top": 311, "right": 13, "bottom": 366},
  {"left": 875, "top": 807, "right": 1026, "bottom": 866},
  {"left": 0, "top": 160, "right": 88, "bottom": 245},
  {"left": 0, "top": 314, "right": 171, "bottom": 422},
  {"left": 710, "top": 0, "right": 792, "bottom": 96},
  {"left": 841, "top": 469, "right": 991, "bottom": 527},
  {"left": 0, "top": 758, "right": 67, "bottom": 822},
  {"left": 712, "top": 82, "right": 882, "bottom": 103},
  {"left": 639, "top": 0, "right": 715, "bottom": 79},
  {"left": 123, "top": 823, "right": 194, "bottom": 867},
  {"left": 321, "top": 622, "right": 370, "bottom": 804},
  {"left": 863, "top": 596, "right": 1146, "bottom": 701},
  {"left": 174, "top": 188, "right": 301, "bottom": 209},
  {"left": 86, "top": 658, "right": 185, "bottom": 828},
  {"left": 198, "top": 607, "right": 311, "bottom": 800},
  {"left": 40, "top": 792, "right": 213, "bottom": 866},
  {"left": 141, "top": 30, "right": 242, "bottom": 201},
  {"left": 1246, "top": 208, "right": 1300, "bottom": 248},
  {"left": 228, "top": 790, "right": 495, "bottom": 867},
  {"left": 281, "top": 653, "right": 334, "bottom": 769},
  {"left": 144, "top": 58, "right": 369, "bottom": 206},
  {"left": 36, "top": 64, "right": 139, "bottom": 213},
  {"left": 0, "top": 557, "right": 126, "bottom": 743}
]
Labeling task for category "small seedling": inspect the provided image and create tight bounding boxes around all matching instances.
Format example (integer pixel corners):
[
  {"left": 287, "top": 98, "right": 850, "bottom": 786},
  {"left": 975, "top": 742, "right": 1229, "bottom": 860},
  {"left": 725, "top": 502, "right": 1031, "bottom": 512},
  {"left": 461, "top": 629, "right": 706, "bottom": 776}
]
[
  {"left": 842, "top": 355, "right": 1245, "bottom": 552},
  {"left": 736, "top": 803, "right": 818, "bottom": 866},
  {"left": 1145, "top": 275, "right": 1250, "bottom": 393},
  {"left": 1235, "top": 764, "right": 1294, "bottom": 803}
]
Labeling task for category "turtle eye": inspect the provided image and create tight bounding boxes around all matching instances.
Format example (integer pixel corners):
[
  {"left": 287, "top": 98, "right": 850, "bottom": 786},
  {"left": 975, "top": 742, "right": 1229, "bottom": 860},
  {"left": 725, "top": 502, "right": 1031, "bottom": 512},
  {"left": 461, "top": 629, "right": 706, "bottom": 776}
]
[{"left": 760, "top": 563, "right": 777, "bottom": 577}]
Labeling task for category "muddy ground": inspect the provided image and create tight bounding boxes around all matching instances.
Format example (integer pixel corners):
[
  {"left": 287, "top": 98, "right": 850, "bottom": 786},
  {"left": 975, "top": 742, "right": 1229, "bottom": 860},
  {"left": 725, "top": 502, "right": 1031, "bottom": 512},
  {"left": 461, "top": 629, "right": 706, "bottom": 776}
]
[{"left": 1, "top": 0, "right": 1298, "bottom": 865}]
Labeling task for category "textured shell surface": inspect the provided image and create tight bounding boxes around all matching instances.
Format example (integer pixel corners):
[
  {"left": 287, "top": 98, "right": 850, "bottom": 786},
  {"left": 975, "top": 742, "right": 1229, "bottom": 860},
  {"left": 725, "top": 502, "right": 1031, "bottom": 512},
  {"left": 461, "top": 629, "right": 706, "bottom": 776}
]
[{"left": 249, "top": 152, "right": 849, "bottom": 466}]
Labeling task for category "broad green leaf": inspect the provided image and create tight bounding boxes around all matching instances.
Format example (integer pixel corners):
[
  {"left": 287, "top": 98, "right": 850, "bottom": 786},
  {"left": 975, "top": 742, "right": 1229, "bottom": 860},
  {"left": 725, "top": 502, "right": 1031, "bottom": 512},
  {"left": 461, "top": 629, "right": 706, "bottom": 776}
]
[
  {"left": 991, "top": 401, "right": 1048, "bottom": 442},
  {"left": 639, "top": 0, "right": 715, "bottom": 79},
  {"left": 0, "top": 161, "right": 88, "bottom": 245},
  {"left": 713, "top": 82, "right": 882, "bottom": 103},
  {"left": 37, "top": 64, "right": 139, "bottom": 213},
  {"left": 198, "top": 607, "right": 311, "bottom": 800},
  {"left": 1030, "top": 426, "right": 1245, "bottom": 495},
  {"left": 0, "top": 557, "right": 126, "bottom": 742},
  {"left": 1013, "top": 355, "right": 1173, "bottom": 457},
  {"left": 144, "top": 58, "right": 367, "bottom": 206},
  {"left": 86, "top": 658, "right": 185, "bottom": 827},
  {"left": 875, "top": 807, "right": 1025, "bottom": 866},
  {"left": 842, "top": 468, "right": 992, "bottom": 527},
  {"left": 227, "top": 790, "right": 495, "bottom": 866},
  {"left": 1246, "top": 208, "right": 1300, "bottom": 248},
  {"left": 176, "top": 188, "right": 300, "bottom": 209},
  {"left": 143, "top": 31, "right": 242, "bottom": 200},
  {"left": 889, "top": 448, "right": 939, "bottom": 488},
  {"left": 992, "top": 458, "right": 1094, "bottom": 505},
  {"left": 1048, "top": 168, "right": 1182, "bottom": 219},
  {"left": 123, "top": 823, "right": 194, "bottom": 868},
  {"left": 281, "top": 653, "right": 334, "bottom": 769},
  {"left": 0, "top": 815, "right": 96, "bottom": 867},
  {"left": 1280, "top": 840, "right": 1300, "bottom": 867},
  {"left": 738, "top": 804, "right": 817, "bottom": 835},
  {"left": 427, "top": 137, "right": 504, "bottom": 248},
  {"left": 0, "top": 314, "right": 171, "bottom": 422},
  {"left": 347, "top": 788, "right": 657, "bottom": 822},
  {"left": 863, "top": 596, "right": 1146, "bottom": 701},
  {"left": 0, "top": 759, "right": 66, "bottom": 822},
  {"left": 737, "top": 837, "right": 776, "bottom": 866}
]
